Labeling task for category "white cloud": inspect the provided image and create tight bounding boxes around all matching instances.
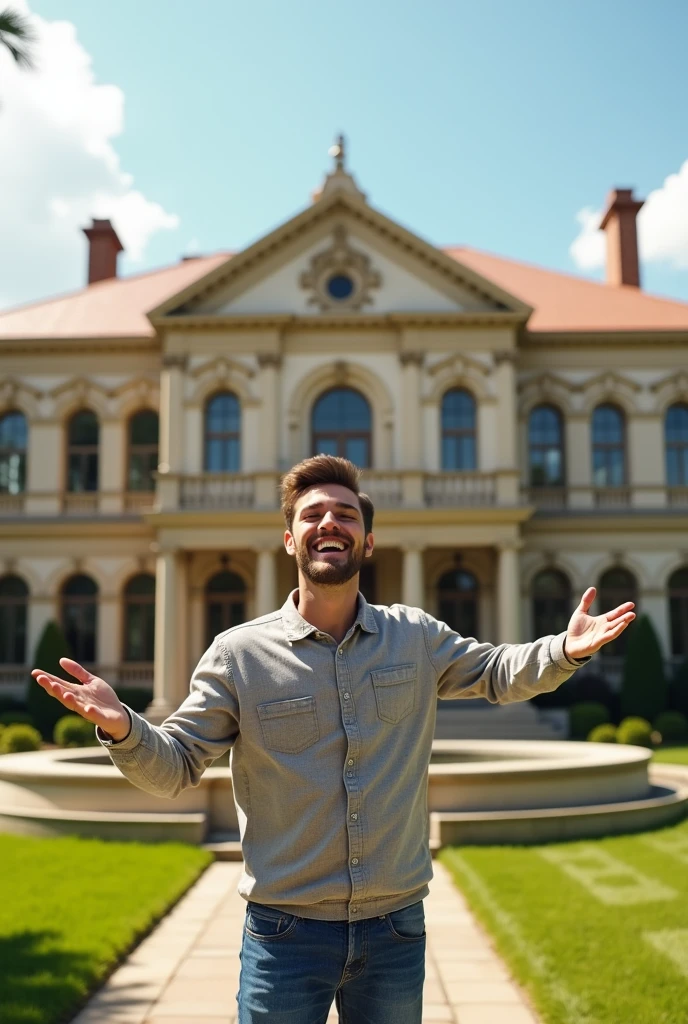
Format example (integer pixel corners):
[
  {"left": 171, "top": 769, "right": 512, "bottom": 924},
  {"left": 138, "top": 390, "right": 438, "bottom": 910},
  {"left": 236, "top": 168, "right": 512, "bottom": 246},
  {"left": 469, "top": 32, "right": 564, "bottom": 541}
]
[
  {"left": 570, "top": 160, "right": 688, "bottom": 274},
  {"left": 0, "top": 1, "right": 179, "bottom": 309}
]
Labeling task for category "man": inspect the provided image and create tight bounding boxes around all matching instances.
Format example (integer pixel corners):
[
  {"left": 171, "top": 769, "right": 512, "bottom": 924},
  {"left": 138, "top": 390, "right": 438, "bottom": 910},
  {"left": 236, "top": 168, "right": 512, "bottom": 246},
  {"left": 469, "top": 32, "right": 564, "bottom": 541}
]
[{"left": 33, "top": 455, "right": 635, "bottom": 1024}]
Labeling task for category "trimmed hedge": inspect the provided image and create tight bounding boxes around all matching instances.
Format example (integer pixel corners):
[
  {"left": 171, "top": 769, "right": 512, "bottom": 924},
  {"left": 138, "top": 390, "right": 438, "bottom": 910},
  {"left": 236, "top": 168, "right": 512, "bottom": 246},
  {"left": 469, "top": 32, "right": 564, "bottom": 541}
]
[
  {"left": 0, "top": 711, "right": 34, "bottom": 727},
  {"left": 569, "top": 701, "right": 610, "bottom": 739},
  {"left": 653, "top": 710, "right": 688, "bottom": 743},
  {"left": 617, "top": 716, "right": 654, "bottom": 748},
  {"left": 53, "top": 714, "right": 97, "bottom": 748},
  {"left": 28, "top": 620, "right": 73, "bottom": 740},
  {"left": 114, "top": 687, "right": 152, "bottom": 714},
  {"left": 588, "top": 723, "right": 618, "bottom": 743},
  {"left": 621, "top": 615, "right": 667, "bottom": 722},
  {"left": 0, "top": 723, "right": 42, "bottom": 754}
]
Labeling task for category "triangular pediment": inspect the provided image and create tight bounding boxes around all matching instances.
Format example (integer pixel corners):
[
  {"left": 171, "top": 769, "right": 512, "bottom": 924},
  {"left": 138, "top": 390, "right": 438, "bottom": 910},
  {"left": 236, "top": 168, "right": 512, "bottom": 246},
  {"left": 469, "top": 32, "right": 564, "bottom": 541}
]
[{"left": 150, "top": 190, "right": 531, "bottom": 324}]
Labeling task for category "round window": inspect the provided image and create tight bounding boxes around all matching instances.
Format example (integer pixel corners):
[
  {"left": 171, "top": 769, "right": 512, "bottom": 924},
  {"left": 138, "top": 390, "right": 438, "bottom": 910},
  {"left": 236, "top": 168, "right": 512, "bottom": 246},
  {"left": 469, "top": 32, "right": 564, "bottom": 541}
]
[{"left": 326, "top": 273, "right": 355, "bottom": 300}]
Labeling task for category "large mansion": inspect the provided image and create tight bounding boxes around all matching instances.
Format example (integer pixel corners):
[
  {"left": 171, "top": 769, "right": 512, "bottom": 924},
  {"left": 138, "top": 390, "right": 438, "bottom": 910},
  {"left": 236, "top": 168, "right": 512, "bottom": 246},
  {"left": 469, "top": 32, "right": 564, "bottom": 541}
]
[{"left": 1, "top": 146, "right": 688, "bottom": 724}]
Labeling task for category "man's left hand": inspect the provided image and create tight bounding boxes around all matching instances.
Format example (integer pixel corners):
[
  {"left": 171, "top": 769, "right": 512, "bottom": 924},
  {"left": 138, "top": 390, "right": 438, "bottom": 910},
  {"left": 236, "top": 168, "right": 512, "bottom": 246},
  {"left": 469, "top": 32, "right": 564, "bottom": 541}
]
[{"left": 564, "top": 586, "right": 636, "bottom": 661}]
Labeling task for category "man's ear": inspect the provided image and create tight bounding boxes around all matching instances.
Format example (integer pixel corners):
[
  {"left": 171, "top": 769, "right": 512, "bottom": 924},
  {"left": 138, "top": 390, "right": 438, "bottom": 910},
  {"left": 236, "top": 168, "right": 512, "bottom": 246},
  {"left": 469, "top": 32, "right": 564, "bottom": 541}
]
[
  {"left": 284, "top": 529, "right": 296, "bottom": 556},
  {"left": 364, "top": 532, "right": 374, "bottom": 557}
]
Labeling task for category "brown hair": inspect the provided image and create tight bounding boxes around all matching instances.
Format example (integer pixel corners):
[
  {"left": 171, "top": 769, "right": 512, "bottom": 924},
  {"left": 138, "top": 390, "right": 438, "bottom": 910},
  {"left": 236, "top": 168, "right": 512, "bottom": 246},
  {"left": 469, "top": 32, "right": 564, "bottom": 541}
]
[{"left": 280, "top": 455, "right": 374, "bottom": 535}]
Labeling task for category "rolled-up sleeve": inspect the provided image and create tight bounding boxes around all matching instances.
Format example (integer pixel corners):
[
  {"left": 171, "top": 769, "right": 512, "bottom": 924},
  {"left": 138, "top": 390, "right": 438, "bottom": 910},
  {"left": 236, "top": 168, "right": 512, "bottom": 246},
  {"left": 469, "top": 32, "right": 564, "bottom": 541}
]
[
  {"left": 421, "top": 612, "right": 590, "bottom": 703},
  {"left": 98, "top": 636, "right": 240, "bottom": 798}
]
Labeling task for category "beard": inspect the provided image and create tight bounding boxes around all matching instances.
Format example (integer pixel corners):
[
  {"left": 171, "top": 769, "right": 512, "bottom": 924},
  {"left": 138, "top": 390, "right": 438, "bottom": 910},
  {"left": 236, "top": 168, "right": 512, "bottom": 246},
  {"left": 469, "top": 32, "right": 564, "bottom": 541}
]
[{"left": 296, "top": 541, "right": 366, "bottom": 587}]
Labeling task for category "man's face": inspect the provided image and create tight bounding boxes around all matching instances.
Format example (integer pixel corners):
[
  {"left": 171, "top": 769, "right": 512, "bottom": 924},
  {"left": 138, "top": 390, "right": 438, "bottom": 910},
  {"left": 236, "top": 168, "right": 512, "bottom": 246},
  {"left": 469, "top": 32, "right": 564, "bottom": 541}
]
[{"left": 285, "top": 483, "right": 373, "bottom": 587}]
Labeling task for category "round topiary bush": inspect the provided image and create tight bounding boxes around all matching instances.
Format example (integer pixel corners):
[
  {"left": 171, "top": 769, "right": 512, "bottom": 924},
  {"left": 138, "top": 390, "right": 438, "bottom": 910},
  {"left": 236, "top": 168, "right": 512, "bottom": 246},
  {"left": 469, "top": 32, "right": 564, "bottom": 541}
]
[
  {"left": 617, "top": 717, "right": 654, "bottom": 748},
  {"left": 569, "top": 701, "right": 610, "bottom": 740},
  {"left": 0, "top": 710, "right": 34, "bottom": 727},
  {"left": 0, "top": 723, "right": 42, "bottom": 754},
  {"left": 53, "top": 714, "right": 97, "bottom": 748},
  {"left": 653, "top": 711, "right": 688, "bottom": 744},
  {"left": 588, "top": 723, "right": 618, "bottom": 743}
]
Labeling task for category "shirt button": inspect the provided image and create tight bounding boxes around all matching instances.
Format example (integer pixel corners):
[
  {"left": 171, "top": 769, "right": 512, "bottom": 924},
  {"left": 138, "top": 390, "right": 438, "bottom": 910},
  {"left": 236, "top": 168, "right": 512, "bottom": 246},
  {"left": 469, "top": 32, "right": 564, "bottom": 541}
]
[
  {"left": 351, "top": 906, "right": 358, "bottom": 913},
  {"left": 338, "top": 649, "right": 344, "bottom": 657},
  {"left": 351, "top": 857, "right": 359, "bottom": 865},
  {"left": 347, "top": 772, "right": 353, "bottom": 777},
  {"left": 348, "top": 759, "right": 354, "bottom": 766},
  {"left": 350, "top": 812, "right": 358, "bottom": 820},
  {"left": 343, "top": 692, "right": 350, "bottom": 700}
]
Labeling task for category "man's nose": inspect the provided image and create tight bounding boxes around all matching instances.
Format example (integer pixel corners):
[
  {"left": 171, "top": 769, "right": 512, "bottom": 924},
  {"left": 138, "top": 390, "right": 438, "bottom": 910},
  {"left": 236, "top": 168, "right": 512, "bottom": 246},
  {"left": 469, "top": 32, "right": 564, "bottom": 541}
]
[{"left": 318, "top": 511, "right": 339, "bottom": 530}]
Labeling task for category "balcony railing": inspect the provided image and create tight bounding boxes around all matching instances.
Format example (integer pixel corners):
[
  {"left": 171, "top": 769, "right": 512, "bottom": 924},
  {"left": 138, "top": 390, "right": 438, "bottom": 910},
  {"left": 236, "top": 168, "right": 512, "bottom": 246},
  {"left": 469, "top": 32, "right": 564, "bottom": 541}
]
[
  {"left": 180, "top": 473, "right": 256, "bottom": 509},
  {"left": 593, "top": 486, "right": 633, "bottom": 509},
  {"left": 424, "top": 472, "right": 497, "bottom": 507},
  {"left": 0, "top": 663, "right": 153, "bottom": 692},
  {"left": 360, "top": 473, "right": 404, "bottom": 508}
]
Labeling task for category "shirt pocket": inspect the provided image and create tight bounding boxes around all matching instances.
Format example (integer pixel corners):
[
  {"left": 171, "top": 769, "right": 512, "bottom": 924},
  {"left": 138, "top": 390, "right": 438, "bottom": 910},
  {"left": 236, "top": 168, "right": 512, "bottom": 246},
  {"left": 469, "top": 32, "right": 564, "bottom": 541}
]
[
  {"left": 257, "top": 695, "right": 320, "bottom": 754},
  {"left": 370, "top": 663, "right": 417, "bottom": 724}
]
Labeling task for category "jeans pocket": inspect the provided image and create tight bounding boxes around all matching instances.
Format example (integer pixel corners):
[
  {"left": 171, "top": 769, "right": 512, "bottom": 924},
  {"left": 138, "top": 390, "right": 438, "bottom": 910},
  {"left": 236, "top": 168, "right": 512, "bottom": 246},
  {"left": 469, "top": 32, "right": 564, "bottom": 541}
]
[
  {"left": 257, "top": 696, "right": 319, "bottom": 754},
  {"left": 384, "top": 901, "right": 426, "bottom": 941},
  {"left": 371, "top": 664, "right": 417, "bottom": 724},
  {"left": 245, "top": 903, "right": 299, "bottom": 941}
]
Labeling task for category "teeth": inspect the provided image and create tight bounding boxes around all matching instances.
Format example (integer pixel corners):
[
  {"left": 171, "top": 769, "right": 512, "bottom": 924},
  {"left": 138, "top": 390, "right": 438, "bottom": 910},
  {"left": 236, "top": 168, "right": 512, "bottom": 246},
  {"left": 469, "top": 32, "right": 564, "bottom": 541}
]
[{"left": 315, "top": 539, "right": 346, "bottom": 552}]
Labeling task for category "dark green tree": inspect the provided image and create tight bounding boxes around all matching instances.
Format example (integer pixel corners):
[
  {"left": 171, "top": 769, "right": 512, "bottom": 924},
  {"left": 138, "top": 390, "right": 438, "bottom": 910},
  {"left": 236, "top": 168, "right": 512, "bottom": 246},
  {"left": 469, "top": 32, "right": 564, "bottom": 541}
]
[
  {"left": 28, "top": 620, "right": 73, "bottom": 740},
  {"left": 0, "top": 7, "right": 36, "bottom": 69},
  {"left": 620, "top": 614, "right": 667, "bottom": 722}
]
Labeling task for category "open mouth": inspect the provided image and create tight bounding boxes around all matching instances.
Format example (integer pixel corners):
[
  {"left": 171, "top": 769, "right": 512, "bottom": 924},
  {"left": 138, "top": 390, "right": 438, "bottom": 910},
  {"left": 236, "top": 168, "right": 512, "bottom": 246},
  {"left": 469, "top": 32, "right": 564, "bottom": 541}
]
[{"left": 312, "top": 537, "right": 349, "bottom": 554}]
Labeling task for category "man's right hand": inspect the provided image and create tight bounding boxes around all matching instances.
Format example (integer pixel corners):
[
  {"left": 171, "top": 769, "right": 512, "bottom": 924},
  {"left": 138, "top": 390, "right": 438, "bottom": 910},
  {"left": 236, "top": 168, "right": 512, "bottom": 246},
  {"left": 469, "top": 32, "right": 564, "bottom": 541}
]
[{"left": 31, "top": 658, "right": 131, "bottom": 742}]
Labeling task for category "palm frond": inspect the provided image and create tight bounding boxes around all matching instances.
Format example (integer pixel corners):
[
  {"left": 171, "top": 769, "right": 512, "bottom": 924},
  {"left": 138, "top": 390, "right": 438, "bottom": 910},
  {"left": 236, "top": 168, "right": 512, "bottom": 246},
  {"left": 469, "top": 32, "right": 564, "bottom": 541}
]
[{"left": 0, "top": 7, "right": 37, "bottom": 69}]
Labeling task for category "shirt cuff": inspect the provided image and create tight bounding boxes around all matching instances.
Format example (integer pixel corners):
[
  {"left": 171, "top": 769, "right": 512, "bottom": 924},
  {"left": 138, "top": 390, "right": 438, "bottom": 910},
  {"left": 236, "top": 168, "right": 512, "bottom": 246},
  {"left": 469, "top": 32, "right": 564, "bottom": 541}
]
[
  {"left": 96, "top": 706, "right": 141, "bottom": 751},
  {"left": 550, "top": 632, "right": 591, "bottom": 669}
]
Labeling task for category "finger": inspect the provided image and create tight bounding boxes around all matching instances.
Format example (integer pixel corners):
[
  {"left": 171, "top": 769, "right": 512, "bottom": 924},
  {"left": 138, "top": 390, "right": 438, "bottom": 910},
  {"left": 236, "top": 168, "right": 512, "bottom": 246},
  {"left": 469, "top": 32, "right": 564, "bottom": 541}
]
[
  {"left": 577, "top": 587, "right": 596, "bottom": 613},
  {"left": 33, "top": 671, "right": 83, "bottom": 693},
  {"left": 606, "top": 611, "right": 636, "bottom": 630},
  {"left": 603, "top": 615, "right": 635, "bottom": 639},
  {"left": 59, "top": 658, "right": 94, "bottom": 683},
  {"left": 605, "top": 602, "right": 635, "bottom": 622}
]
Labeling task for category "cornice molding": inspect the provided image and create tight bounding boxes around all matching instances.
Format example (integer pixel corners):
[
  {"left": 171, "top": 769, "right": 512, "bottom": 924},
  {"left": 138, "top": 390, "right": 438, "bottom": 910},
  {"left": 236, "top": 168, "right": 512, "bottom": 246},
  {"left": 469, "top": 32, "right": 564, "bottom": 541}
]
[{"left": 150, "top": 310, "right": 526, "bottom": 332}]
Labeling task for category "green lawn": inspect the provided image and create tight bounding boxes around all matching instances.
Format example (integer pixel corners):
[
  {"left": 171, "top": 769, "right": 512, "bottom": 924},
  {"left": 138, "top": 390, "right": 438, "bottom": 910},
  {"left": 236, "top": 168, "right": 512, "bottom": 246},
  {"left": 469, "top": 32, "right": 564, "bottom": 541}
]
[
  {"left": 0, "top": 834, "right": 211, "bottom": 1024},
  {"left": 654, "top": 745, "right": 688, "bottom": 765},
  {"left": 440, "top": 817, "right": 688, "bottom": 1024}
]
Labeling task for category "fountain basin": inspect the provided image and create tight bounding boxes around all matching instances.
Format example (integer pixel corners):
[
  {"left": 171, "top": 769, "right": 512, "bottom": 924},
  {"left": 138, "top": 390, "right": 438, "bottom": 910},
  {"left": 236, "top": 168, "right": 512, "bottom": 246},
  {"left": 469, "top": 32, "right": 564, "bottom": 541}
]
[{"left": 0, "top": 740, "right": 685, "bottom": 849}]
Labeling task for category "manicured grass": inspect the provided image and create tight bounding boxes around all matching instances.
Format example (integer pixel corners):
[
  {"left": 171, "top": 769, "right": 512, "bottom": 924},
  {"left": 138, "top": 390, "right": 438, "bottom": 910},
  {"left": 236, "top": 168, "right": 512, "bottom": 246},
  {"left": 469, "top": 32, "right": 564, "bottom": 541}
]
[
  {"left": 0, "top": 834, "right": 211, "bottom": 1024},
  {"left": 440, "top": 817, "right": 688, "bottom": 1024},
  {"left": 654, "top": 745, "right": 688, "bottom": 765}
]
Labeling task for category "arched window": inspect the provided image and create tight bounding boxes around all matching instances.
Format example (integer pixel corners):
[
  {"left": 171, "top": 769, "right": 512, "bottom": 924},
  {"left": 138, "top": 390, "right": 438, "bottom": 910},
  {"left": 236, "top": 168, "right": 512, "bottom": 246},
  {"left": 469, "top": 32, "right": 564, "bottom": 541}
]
[
  {"left": 123, "top": 574, "right": 155, "bottom": 662},
  {"left": 665, "top": 403, "right": 688, "bottom": 487},
  {"left": 62, "top": 574, "right": 98, "bottom": 663},
  {"left": 669, "top": 567, "right": 688, "bottom": 658},
  {"left": 205, "top": 571, "right": 246, "bottom": 644},
  {"left": 598, "top": 568, "right": 637, "bottom": 659},
  {"left": 528, "top": 405, "right": 565, "bottom": 486},
  {"left": 592, "top": 404, "right": 626, "bottom": 487},
  {"left": 67, "top": 410, "right": 99, "bottom": 492},
  {"left": 204, "top": 392, "right": 241, "bottom": 472},
  {"left": 127, "top": 411, "right": 159, "bottom": 492},
  {"left": 359, "top": 563, "right": 377, "bottom": 605},
  {"left": 441, "top": 389, "right": 476, "bottom": 470},
  {"left": 0, "top": 575, "right": 28, "bottom": 663},
  {"left": 0, "top": 411, "right": 27, "bottom": 495},
  {"left": 438, "top": 568, "right": 479, "bottom": 638},
  {"left": 312, "top": 388, "right": 372, "bottom": 468},
  {"left": 532, "top": 569, "right": 571, "bottom": 638}
]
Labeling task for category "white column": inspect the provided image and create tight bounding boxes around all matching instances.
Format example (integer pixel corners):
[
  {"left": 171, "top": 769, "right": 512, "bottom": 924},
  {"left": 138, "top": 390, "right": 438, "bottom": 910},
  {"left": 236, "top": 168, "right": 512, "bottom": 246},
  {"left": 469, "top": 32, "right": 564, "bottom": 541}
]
[
  {"left": 26, "top": 422, "right": 61, "bottom": 514},
  {"left": 255, "top": 547, "right": 278, "bottom": 616},
  {"left": 157, "top": 356, "right": 185, "bottom": 510},
  {"left": 257, "top": 354, "right": 280, "bottom": 471},
  {"left": 97, "top": 596, "right": 119, "bottom": 668},
  {"left": 148, "top": 548, "right": 178, "bottom": 723},
  {"left": 630, "top": 415, "right": 665, "bottom": 507},
  {"left": 566, "top": 415, "right": 593, "bottom": 508},
  {"left": 402, "top": 545, "right": 425, "bottom": 608},
  {"left": 99, "top": 419, "right": 125, "bottom": 513},
  {"left": 497, "top": 541, "right": 521, "bottom": 644},
  {"left": 494, "top": 352, "right": 519, "bottom": 503},
  {"left": 399, "top": 352, "right": 423, "bottom": 469}
]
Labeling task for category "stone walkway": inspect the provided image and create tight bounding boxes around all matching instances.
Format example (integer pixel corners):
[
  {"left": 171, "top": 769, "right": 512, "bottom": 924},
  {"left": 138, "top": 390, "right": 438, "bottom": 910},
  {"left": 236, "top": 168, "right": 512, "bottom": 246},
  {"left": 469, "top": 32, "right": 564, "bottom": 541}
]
[{"left": 72, "top": 862, "right": 539, "bottom": 1024}]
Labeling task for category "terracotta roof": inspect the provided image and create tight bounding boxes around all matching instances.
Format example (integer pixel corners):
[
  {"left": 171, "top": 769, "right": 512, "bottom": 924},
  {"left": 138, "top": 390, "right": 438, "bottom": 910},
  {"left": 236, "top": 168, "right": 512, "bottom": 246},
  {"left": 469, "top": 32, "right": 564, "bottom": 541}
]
[
  {"left": 0, "top": 254, "right": 230, "bottom": 339},
  {"left": 448, "top": 246, "right": 688, "bottom": 333},
  {"left": 1, "top": 244, "right": 688, "bottom": 340}
]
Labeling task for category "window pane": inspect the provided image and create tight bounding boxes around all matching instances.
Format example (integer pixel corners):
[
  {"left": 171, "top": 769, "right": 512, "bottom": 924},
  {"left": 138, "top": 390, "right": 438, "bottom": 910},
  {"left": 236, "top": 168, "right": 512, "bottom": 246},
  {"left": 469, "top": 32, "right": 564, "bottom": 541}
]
[
  {"left": 442, "top": 390, "right": 475, "bottom": 430},
  {"left": 125, "top": 574, "right": 155, "bottom": 596},
  {"left": 0, "top": 600, "right": 27, "bottom": 663},
  {"left": 313, "top": 389, "right": 371, "bottom": 431},
  {"left": 529, "top": 406, "right": 562, "bottom": 446},
  {"left": 206, "top": 393, "right": 240, "bottom": 432},
  {"left": 666, "top": 404, "right": 688, "bottom": 442},
  {"left": 128, "top": 451, "right": 157, "bottom": 491},
  {"left": 593, "top": 405, "right": 624, "bottom": 443},
  {"left": 69, "top": 410, "right": 99, "bottom": 445},
  {"left": 130, "top": 410, "right": 159, "bottom": 445},
  {"left": 345, "top": 437, "right": 369, "bottom": 468},
  {"left": 206, "top": 571, "right": 246, "bottom": 594},
  {"left": 125, "top": 602, "right": 155, "bottom": 661},
  {"left": 315, "top": 437, "right": 339, "bottom": 457},
  {"left": 0, "top": 451, "right": 26, "bottom": 494},
  {"left": 63, "top": 574, "right": 98, "bottom": 596}
]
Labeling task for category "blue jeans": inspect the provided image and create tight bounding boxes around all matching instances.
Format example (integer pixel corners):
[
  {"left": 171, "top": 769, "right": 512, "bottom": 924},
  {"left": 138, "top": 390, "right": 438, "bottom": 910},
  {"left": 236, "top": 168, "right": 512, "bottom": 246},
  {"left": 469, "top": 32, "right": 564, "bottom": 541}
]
[{"left": 237, "top": 899, "right": 426, "bottom": 1023}]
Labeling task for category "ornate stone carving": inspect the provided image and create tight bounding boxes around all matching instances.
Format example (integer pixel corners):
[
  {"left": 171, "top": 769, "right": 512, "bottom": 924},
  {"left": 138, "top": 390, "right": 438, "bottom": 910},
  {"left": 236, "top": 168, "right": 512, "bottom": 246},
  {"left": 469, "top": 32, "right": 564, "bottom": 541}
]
[{"left": 300, "top": 226, "right": 381, "bottom": 312}]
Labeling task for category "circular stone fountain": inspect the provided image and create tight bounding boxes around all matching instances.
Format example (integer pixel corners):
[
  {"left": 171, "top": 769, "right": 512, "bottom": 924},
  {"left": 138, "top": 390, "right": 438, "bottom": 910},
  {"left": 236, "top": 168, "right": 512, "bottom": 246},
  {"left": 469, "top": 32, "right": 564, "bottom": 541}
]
[{"left": 0, "top": 740, "right": 685, "bottom": 851}]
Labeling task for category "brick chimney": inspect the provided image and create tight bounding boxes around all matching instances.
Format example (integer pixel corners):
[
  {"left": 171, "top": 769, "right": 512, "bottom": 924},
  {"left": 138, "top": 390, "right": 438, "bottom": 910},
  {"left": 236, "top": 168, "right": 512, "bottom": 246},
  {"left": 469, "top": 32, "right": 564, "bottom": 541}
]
[
  {"left": 599, "top": 188, "right": 644, "bottom": 288},
  {"left": 82, "top": 218, "right": 124, "bottom": 285}
]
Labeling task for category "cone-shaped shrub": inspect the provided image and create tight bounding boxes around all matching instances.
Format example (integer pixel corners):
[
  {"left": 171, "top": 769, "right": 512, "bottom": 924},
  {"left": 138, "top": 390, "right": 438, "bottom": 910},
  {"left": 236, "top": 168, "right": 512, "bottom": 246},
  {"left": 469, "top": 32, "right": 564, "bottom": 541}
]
[
  {"left": 27, "top": 620, "right": 73, "bottom": 740},
  {"left": 620, "top": 614, "right": 667, "bottom": 722}
]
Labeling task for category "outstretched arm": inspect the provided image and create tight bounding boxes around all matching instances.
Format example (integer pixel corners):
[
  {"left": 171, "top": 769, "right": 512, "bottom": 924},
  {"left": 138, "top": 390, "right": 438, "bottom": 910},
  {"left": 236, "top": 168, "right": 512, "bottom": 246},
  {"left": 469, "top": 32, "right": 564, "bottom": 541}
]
[{"left": 427, "top": 586, "right": 635, "bottom": 703}]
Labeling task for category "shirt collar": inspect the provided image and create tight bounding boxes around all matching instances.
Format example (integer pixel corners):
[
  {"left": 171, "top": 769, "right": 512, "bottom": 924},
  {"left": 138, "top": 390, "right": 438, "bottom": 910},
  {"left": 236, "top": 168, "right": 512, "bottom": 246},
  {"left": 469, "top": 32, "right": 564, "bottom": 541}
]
[{"left": 281, "top": 588, "right": 379, "bottom": 641}]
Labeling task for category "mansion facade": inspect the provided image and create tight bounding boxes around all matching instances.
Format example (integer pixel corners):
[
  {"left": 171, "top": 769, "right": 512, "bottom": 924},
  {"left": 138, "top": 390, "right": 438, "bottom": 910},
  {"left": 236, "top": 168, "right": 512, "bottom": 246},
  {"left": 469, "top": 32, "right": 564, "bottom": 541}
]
[{"left": 1, "top": 149, "right": 688, "bottom": 721}]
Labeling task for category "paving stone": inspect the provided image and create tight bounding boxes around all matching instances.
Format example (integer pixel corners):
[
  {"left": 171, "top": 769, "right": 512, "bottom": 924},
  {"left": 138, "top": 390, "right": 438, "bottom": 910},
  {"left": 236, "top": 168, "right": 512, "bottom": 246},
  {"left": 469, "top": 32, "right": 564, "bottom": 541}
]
[
  {"left": 454, "top": 1005, "right": 539, "bottom": 1024},
  {"left": 443, "top": 980, "right": 523, "bottom": 1004}
]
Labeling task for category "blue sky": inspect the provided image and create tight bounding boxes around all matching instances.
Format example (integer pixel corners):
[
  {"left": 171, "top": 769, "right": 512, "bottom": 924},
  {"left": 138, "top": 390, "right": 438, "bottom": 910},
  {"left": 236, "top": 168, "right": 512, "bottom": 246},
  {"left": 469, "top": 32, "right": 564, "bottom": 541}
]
[{"left": 6, "top": 0, "right": 688, "bottom": 305}]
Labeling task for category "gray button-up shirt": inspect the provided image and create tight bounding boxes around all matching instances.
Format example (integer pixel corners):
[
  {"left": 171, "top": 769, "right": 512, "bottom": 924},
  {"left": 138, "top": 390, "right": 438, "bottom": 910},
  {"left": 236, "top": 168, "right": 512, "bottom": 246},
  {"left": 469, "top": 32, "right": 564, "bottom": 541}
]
[{"left": 100, "top": 592, "right": 586, "bottom": 921}]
